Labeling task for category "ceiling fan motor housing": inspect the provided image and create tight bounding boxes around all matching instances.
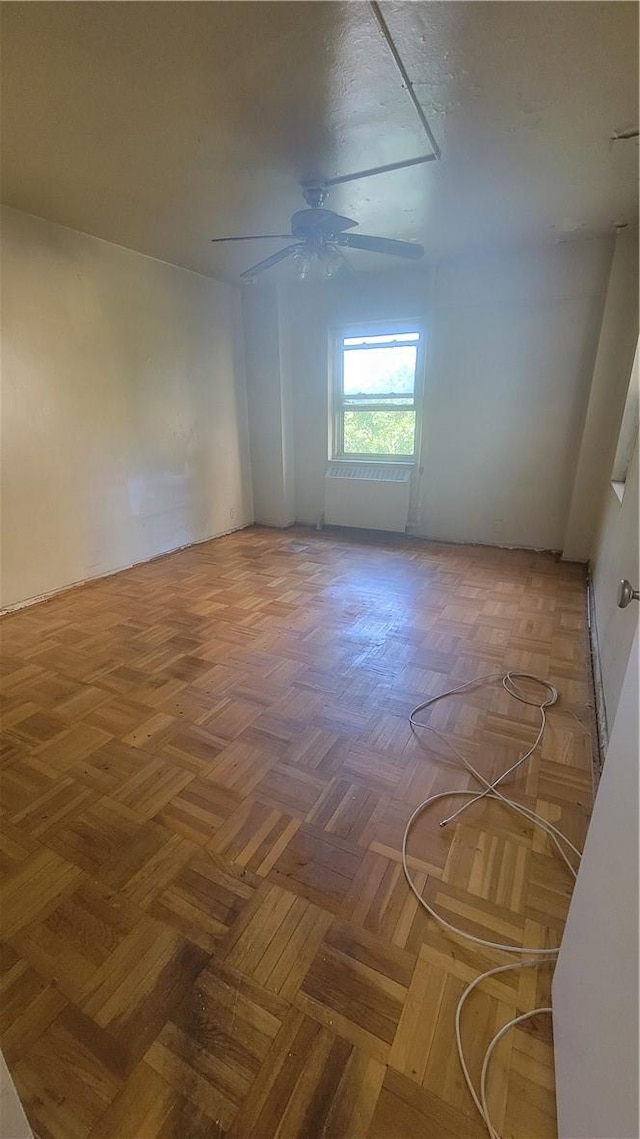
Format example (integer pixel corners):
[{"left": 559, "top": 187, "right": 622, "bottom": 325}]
[{"left": 301, "top": 183, "right": 329, "bottom": 209}]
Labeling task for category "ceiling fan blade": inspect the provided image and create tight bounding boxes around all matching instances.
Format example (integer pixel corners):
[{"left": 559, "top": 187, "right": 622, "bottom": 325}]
[
  {"left": 211, "top": 234, "right": 291, "bottom": 243},
  {"left": 337, "top": 233, "right": 424, "bottom": 260},
  {"left": 240, "top": 244, "right": 304, "bottom": 280}
]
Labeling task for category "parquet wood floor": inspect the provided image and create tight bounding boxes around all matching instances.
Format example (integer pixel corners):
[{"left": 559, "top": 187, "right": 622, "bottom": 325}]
[{"left": 0, "top": 526, "right": 594, "bottom": 1139}]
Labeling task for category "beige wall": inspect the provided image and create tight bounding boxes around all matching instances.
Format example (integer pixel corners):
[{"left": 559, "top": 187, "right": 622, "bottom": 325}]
[
  {"left": 563, "top": 231, "right": 639, "bottom": 561},
  {"left": 1, "top": 207, "right": 253, "bottom": 609},
  {"left": 245, "top": 238, "right": 612, "bottom": 550},
  {"left": 242, "top": 283, "right": 295, "bottom": 528},
  {"left": 562, "top": 231, "right": 639, "bottom": 729}
]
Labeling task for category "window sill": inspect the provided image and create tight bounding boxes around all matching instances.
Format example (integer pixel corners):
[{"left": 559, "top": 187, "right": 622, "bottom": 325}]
[
  {"left": 611, "top": 480, "right": 626, "bottom": 503},
  {"left": 330, "top": 457, "right": 417, "bottom": 467}
]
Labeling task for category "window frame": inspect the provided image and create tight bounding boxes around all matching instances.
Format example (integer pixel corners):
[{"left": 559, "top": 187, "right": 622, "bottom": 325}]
[{"left": 330, "top": 320, "right": 425, "bottom": 464}]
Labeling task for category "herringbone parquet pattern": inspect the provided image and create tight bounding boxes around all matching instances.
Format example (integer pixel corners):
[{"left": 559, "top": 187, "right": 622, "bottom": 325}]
[{"left": 0, "top": 526, "right": 594, "bottom": 1138}]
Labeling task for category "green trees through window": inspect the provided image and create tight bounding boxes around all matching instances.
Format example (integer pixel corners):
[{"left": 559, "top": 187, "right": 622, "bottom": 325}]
[{"left": 343, "top": 410, "right": 416, "bottom": 455}]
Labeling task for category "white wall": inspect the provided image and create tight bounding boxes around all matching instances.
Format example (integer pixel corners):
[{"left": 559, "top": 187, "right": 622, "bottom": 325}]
[
  {"left": 421, "top": 242, "right": 611, "bottom": 549},
  {"left": 243, "top": 239, "right": 613, "bottom": 549},
  {"left": 591, "top": 424, "right": 638, "bottom": 729},
  {"left": 0, "top": 207, "right": 253, "bottom": 609}
]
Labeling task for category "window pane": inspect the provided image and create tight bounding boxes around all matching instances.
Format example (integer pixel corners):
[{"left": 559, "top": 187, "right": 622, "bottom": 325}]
[
  {"left": 343, "top": 332, "right": 419, "bottom": 346},
  {"left": 343, "top": 345, "right": 417, "bottom": 397},
  {"left": 343, "top": 410, "right": 416, "bottom": 456}
]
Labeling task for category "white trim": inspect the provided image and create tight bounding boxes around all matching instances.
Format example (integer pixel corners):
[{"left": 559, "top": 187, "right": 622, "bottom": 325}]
[{"left": 586, "top": 567, "right": 608, "bottom": 779}]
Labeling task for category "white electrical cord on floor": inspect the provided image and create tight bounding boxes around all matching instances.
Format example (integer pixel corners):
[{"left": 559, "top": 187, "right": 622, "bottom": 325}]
[
  {"left": 404, "top": 671, "right": 581, "bottom": 952},
  {"left": 455, "top": 961, "right": 553, "bottom": 1139},
  {"left": 403, "top": 671, "right": 583, "bottom": 1138}
]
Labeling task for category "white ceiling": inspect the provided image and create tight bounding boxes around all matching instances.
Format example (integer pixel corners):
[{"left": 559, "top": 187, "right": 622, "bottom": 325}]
[{"left": 1, "top": 2, "right": 637, "bottom": 281}]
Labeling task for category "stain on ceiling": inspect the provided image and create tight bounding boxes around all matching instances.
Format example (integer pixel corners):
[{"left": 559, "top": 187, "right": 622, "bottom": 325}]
[{"left": 1, "top": 1, "right": 637, "bottom": 281}]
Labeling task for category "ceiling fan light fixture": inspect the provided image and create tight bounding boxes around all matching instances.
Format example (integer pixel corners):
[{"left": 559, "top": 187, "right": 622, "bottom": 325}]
[
  {"left": 320, "top": 244, "right": 343, "bottom": 279},
  {"left": 292, "top": 249, "right": 312, "bottom": 280}
]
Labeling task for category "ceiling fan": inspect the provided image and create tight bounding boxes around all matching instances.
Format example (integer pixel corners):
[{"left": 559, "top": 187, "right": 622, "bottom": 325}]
[
  {"left": 211, "top": 160, "right": 430, "bottom": 281},
  {"left": 210, "top": 2, "right": 442, "bottom": 281}
]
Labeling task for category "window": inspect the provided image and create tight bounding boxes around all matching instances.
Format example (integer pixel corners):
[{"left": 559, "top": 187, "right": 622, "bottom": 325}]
[
  {"left": 611, "top": 341, "right": 638, "bottom": 503},
  {"left": 332, "top": 326, "right": 423, "bottom": 461}
]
